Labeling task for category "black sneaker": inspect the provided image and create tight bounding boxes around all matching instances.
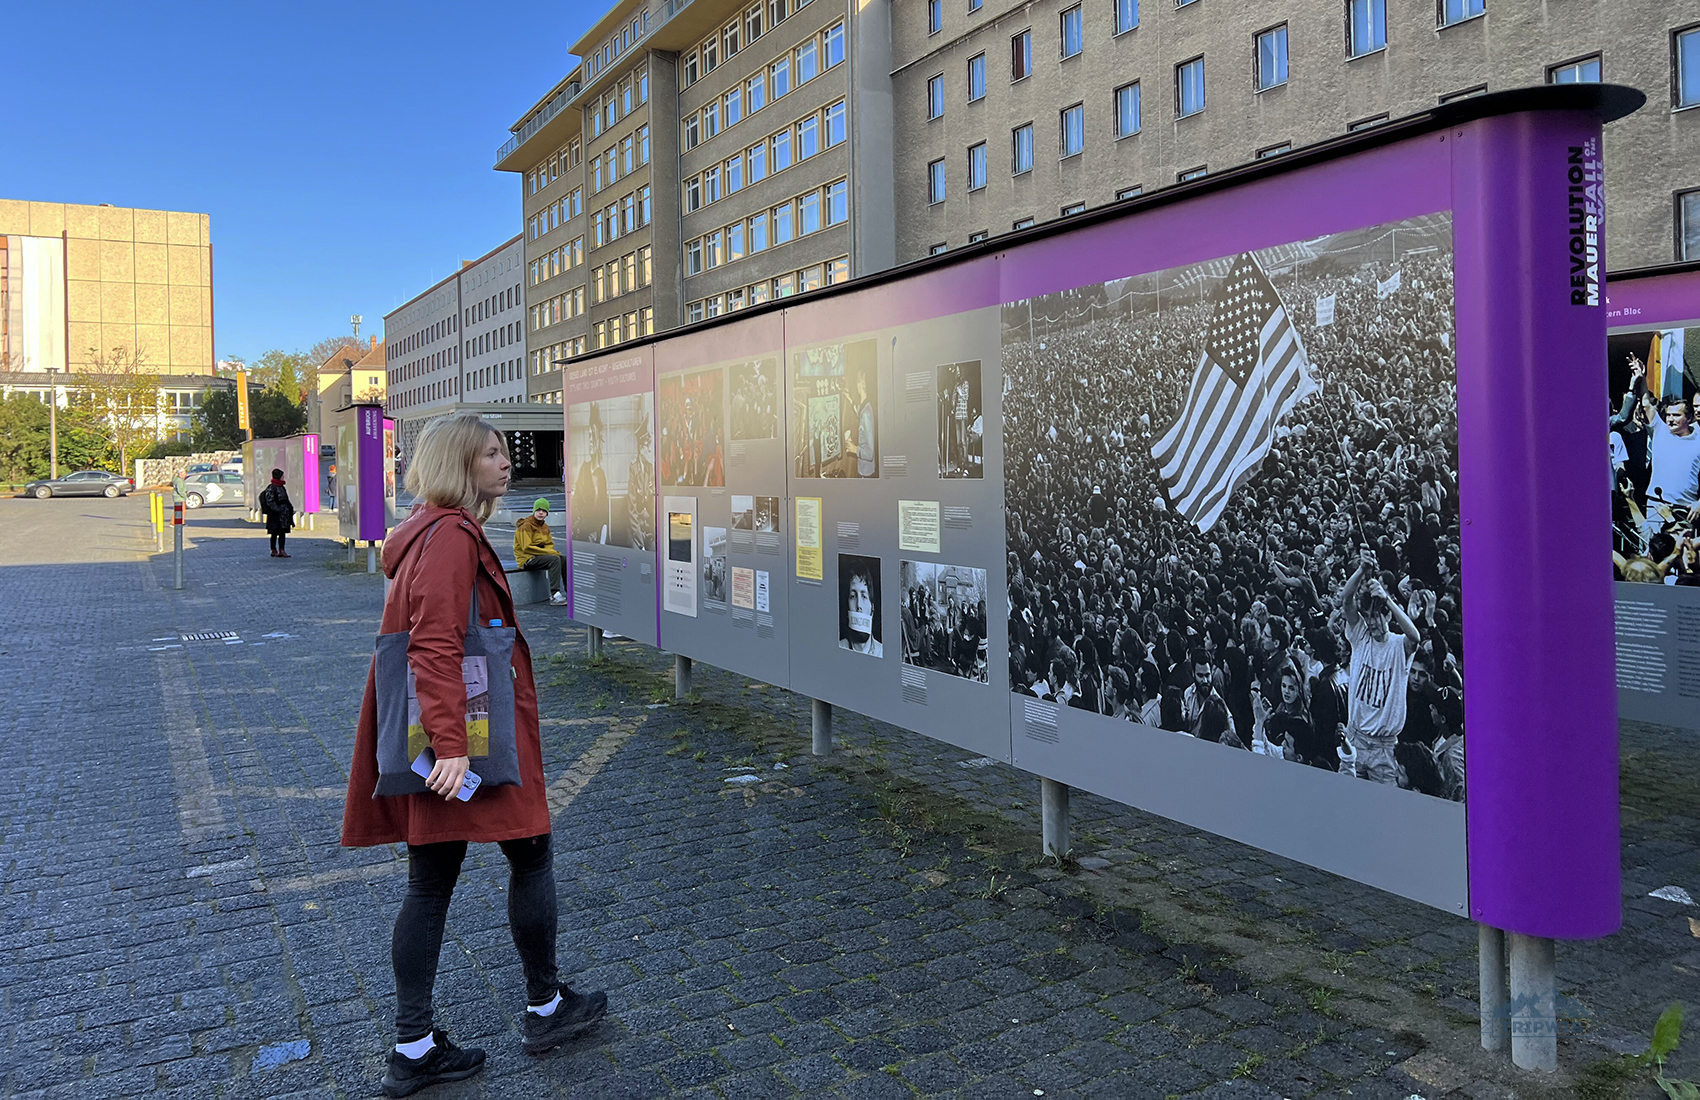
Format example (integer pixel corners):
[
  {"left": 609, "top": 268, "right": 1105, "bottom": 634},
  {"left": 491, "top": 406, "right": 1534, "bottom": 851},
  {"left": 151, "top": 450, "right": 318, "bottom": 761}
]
[
  {"left": 522, "top": 986, "right": 609, "bottom": 1055},
  {"left": 380, "top": 1029, "right": 486, "bottom": 1097}
]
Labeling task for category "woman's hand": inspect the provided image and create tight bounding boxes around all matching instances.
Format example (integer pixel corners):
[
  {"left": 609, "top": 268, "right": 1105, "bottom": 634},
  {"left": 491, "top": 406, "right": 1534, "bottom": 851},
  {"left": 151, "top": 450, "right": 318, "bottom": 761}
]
[{"left": 427, "top": 754, "right": 471, "bottom": 800}]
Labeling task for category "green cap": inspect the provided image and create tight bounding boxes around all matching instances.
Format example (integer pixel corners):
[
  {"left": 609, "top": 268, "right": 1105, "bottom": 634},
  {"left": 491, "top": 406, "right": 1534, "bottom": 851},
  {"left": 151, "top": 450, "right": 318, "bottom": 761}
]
[{"left": 533, "top": 498, "right": 550, "bottom": 512}]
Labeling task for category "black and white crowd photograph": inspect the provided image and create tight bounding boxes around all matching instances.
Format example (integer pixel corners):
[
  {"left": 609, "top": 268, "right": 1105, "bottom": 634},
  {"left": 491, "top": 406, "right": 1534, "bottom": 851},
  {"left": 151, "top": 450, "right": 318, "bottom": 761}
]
[
  {"left": 837, "top": 553, "right": 884, "bottom": 656},
  {"left": 730, "top": 356, "right": 780, "bottom": 440},
  {"left": 569, "top": 394, "right": 655, "bottom": 551},
  {"left": 1002, "top": 214, "right": 1466, "bottom": 803},
  {"left": 1608, "top": 326, "right": 1700, "bottom": 585},
  {"left": 899, "top": 561, "right": 990, "bottom": 683},
  {"left": 702, "top": 526, "right": 728, "bottom": 604},
  {"left": 937, "top": 360, "right": 984, "bottom": 479}
]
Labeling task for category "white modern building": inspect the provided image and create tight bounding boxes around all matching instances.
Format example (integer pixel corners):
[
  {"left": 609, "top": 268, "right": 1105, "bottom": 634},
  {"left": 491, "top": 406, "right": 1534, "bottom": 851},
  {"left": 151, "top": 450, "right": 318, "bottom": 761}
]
[{"left": 385, "top": 234, "right": 529, "bottom": 461}]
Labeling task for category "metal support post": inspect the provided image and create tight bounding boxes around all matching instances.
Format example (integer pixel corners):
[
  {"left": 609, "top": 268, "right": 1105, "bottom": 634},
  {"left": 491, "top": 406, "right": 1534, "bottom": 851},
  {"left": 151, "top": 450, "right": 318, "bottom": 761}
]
[
  {"left": 675, "top": 654, "right": 692, "bottom": 700},
  {"left": 172, "top": 502, "right": 184, "bottom": 590},
  {"left": 367, "top": 544, "right": 377, "bottom": 574},
  {"left": 811, "top": 699, "right": 832, "bottom": 756},
  {"left": 1479, "top": 924, "right": 1509, "bottom": 1052},
  {"left": 347, "top": 539, "right": 356, "bottom": 563},
  {"left": 1508, "top": 933, "right": 1557, "bottom": 1072},
  {"left": 588, "top": 626, "right": 603, "bottom": 659},
  {"left": 1041, "top": 777, "right": 1071, "bottom": 858}
]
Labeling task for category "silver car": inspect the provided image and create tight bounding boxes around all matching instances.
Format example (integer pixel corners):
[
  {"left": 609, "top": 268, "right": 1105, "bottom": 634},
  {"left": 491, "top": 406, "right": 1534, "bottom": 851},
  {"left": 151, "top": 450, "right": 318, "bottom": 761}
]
[{"left": 181, "top": 471, "right": 246, "bottom": 509}]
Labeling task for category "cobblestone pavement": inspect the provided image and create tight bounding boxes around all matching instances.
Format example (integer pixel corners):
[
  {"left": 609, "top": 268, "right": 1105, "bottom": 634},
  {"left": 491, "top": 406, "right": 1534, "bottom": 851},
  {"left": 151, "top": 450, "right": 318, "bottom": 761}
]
[{"left": 0, "top": 496, "right": 1693, "bottom": 1099}]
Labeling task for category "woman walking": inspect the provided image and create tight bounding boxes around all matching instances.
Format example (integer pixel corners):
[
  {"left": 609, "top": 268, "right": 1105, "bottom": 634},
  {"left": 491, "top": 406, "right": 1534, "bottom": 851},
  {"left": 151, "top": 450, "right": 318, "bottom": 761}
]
[
  {"left": 341, "top": 415, "right": 606, "bottom": 1097},
  {"left": 259, "top": 468, "right": 294, "bottom": 557}
]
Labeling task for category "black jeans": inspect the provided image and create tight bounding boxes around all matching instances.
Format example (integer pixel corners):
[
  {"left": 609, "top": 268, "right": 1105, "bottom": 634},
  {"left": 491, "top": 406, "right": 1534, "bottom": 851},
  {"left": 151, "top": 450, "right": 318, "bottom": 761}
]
[
  {"left": 393, "top": 834, "right": 560, "bottom": 1041},
  {"left": 269, "top": 533, "right": 287, "bottom": 553},
  {"left": 523, "top": 552, "right": 564, "bottom": 595}
]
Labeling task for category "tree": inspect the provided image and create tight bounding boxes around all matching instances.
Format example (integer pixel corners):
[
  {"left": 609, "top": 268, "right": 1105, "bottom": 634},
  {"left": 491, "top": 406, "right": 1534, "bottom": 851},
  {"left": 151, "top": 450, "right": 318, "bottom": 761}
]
[
  {"left": 251, "top": 349, "right": 307, "bottom": 405},
  {"left": 74, "top": 345, "right": 164, "bottom": 473},
  {"left": 0, "top": 394, "right": 114, "bottom": 482},
  {"left": 251, "top": 388, "right": 307, "bottom": 439},
  {"left": 192, "top": 389, "right": 242, "bottom": 450}
]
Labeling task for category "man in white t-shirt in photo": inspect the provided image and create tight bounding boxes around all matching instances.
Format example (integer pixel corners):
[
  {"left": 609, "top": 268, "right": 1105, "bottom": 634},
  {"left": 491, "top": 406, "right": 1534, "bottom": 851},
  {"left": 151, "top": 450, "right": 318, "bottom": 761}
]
[{"left": 1340, "top": 548, "right": 1421, "bottom": 785}]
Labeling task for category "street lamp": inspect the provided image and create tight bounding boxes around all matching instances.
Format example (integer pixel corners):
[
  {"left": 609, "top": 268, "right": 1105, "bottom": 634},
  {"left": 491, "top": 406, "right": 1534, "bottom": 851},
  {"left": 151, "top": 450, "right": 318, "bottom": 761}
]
[{"left": 44, "top": 365, "right": 59, "bottom": 479}]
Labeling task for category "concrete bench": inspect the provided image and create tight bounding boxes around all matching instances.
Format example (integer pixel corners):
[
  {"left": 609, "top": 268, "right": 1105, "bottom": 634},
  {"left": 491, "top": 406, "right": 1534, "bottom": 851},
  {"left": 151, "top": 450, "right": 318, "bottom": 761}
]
[{"left": 501, "top": 560, "right": 552, "bottom": 606}]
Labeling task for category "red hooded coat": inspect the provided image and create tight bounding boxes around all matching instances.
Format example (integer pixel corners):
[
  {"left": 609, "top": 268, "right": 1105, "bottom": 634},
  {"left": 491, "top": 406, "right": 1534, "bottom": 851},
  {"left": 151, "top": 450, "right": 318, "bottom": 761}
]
[{"left": 341, "top": 504, "right": 551, "bottom": 846}]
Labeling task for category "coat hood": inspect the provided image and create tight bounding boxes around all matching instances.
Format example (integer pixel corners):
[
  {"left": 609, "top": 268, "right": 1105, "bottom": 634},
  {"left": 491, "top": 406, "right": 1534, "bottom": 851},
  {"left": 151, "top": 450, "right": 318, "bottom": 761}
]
[{"left": 381, "top": 503, "right": 478, "bottom": 579}]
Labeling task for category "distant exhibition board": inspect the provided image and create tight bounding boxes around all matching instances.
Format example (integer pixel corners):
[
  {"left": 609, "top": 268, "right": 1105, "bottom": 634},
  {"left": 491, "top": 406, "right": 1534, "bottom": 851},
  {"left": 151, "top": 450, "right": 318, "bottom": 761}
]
[
  {"left": 1604, "top": 265, "right": 1700, "bottom": 732},
  {"left": 561, "top": 87, "right": 1635, "bottom": 940}
]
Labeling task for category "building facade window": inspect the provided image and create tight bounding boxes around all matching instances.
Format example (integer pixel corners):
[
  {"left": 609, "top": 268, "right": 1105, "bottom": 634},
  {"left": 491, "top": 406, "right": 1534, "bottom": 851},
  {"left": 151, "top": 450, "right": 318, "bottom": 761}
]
[
  {"left": 772, "top": 56, "right": 791, "bottom": 97},
  {"left": 1439, "top": 84, "right": 1486, "bottom": 102},
  {"left": 1116, "top": 0, "right": 1138, "bottom": 35},
  {"left": 1116, "top": 185, "right": 1143, "bottom": 199},
  {"left": 1012, "top": 29, "right": 1031, "bottom": 80},
  {"left": 1176, "top": 57, "right": 1205, "bottom": 116},
  {"left": 1060, "top": 103, "right": 1084, "bottom": 157},
  {"left": 1013, "top": 216, "right": 1035, "bottom": 229},
  {"left": 969, "top": 230, "right": 989, "bottom": 242},
  {"left": 1439, "top": 0, "right": 1483, "bottom": 26},
  {"left": 749, "top": 71, "right": 767, "bottom": 112},
  {"left": 1257, "top": 141, "right": 1292, "bottom": 158},
  {"left": 968, "top": 53, "right": 986, "bottom": 100},
  {"left": 928, "top": 158, "right": 947, "bottom": 203},
  {"left": 1678, "top": 26, "right": 1700, "bottom": 109},
  {"left": 929, "top": 0, "right": 942, "bottom": 33},
  {"left": 1179, "top": 165, "right": 1207, "bottom": 181},
  {"left": 825, "top": 101, "right": 846, "bottom": 145},
  {"left": 1349, "top": 0, "right": 1387, "bottom": 56},
  {"left": 1061, "top": 201, "right": 1085, "bottom": 215},
  {"left": 797, "top": 39, "right": 819, "bottom": 83},
  {"left": 929, "top": 74, "right": 945, "bottom": 119},
  {"left": 1012, "top": 123, "right": 1034, "bottom": 173},
  {"left": 1257, "top": 25, "right": 1288, "bottom": 89},
  {"left": 827, "top": 179, "right": 849, "bottom": 224},
  {"left": 1680, "top": 189, "right": 1700, "bottom": 260},
  {"left": 825, "top": 22, "right": 845, "bottom": 66},
  {"left": 1060, "top": 6, "right": 1083, "bottom": 58},
  {"left": 968, "top": 142, "right": 987, "bottom": 190},
  {"left": 1348, "top": 113, "right": 1388, "bottom": 130},
  {"left": 1548, "top": 55, "right": 1601, "bottom": 83},
  {"left": 1115, "top": 82, "right": 1140, "bottom": 136},
  {"left": 798, "top": 115, "right": 819, "bottom": 158}
]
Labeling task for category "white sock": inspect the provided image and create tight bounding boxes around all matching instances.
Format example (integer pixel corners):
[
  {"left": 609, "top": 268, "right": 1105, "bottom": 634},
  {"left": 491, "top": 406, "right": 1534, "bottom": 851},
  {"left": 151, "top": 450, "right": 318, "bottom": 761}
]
[
  {"left": 528, "top": 991, "right": 562, "bottom": 1016},
  {"left": 396, "top": 1034, "right": 436, "bottom": 1059}
]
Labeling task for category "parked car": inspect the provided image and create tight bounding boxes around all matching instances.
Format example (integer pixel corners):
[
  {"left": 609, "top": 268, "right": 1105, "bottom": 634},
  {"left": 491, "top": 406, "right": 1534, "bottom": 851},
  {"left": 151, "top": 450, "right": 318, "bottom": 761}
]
[
  {"left": 22, "top": 470, "right": 134, "bottom": 499},
  {"left": 181, "top": 471, "right": 246, "bottom": 509},
  {"left": 186, "top": 463, "right": 218, "bottom": 475}
]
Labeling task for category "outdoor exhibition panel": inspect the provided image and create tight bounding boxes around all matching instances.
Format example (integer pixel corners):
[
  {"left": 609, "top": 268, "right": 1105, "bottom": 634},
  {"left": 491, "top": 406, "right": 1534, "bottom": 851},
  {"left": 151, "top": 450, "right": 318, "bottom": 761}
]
[
  {"left": 564, "top": 347, "right": 659, "bottom": 647},
  {"left": 559, "top": 86, "right": 1630, "bottom": 938},
  {"left": 1603, "top": 263, "right": 1700, "bottom": 732},
  {"left": 653, "top": 312, "right": 794, "bottom": 686},
  {"left": 337, "top": 405, "right": 396, "bottom": 542},
  {"left": 243, "top": 434, "right": 320, "bottom": 519}
]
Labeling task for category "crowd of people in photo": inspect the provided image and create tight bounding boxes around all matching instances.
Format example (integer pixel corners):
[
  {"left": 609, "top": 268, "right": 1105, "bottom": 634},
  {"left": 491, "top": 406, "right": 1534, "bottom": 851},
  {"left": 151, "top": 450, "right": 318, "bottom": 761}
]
[
  {"left": 658, "top": 371, "right": 725, "bottom": 487},
  {"left": 899, "top": 565, "right": 991, "bottom": 683},
  {"left": 1610, "top": 341, "right": 1700, "bottom": 585},
  {"left": 1003, "top": 242, "right": 1467, "bottom": 801},
  {"left": 730, "top": 359, "right": 780, "bottom": 440}
]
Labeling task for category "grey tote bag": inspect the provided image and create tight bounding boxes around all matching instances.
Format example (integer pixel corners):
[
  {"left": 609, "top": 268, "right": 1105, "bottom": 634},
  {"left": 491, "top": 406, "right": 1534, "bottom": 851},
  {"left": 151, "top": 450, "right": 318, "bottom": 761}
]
[{"left": 371, "top": 520, "right": 522, "bottom": 797}]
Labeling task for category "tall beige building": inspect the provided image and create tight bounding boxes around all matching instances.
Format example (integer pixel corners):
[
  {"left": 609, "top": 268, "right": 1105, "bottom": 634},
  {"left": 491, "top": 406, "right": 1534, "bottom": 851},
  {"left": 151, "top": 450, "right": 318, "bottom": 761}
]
[
  {"left": 499, "top": 0, "right": 1700, "bottom": 386},
  {"left": 0, "top": 199, "right": 214, "bottom": 376}
]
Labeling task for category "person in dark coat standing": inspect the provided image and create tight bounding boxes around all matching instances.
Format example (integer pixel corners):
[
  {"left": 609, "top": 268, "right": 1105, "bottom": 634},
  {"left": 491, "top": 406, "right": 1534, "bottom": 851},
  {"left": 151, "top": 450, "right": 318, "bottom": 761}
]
[
  {"left": 341, "top": 415, "right": 607, "bottom": 1098},
  {"left": 258, "top": 468, "right": 294, "bottom": 557}
]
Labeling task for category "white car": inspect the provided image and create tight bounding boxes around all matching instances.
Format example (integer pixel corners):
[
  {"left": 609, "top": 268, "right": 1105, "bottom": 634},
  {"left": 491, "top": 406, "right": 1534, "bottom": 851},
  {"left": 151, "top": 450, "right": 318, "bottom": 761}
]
[{"left": 181, "top": 471, "right": 246, "bottom": 509}]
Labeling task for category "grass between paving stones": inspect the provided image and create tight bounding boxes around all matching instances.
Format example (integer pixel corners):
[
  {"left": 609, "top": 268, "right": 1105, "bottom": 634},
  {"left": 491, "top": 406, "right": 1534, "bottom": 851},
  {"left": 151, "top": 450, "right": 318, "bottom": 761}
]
[{"left": 540, "top": 649, "right": 1608, "bottom": 1098}]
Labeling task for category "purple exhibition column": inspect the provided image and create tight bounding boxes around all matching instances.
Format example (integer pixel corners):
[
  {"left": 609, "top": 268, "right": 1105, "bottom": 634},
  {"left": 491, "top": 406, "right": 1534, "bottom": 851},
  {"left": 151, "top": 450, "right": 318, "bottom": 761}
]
[
  {"left": 301, "top": 434, "right": 321, "bottom": 515},
  {"left": 1454, "top": 109, "right": 1620, "bottom": 937},
  {"left": 356, "top": 405, "right": 387, "bottom": 542}
]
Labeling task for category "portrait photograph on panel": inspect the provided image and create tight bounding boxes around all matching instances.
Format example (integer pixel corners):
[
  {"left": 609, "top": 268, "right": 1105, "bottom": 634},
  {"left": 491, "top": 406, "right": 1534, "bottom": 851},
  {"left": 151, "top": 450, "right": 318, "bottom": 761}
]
[
  {"left": 569, "top": 394, "right": 655, "bottom": 550},
  {"left": 1607, "top": 327, "right": 1700, "bottom": 584},
  {"left": 937, "top": 360, "right": 984, "bottom": 479},
  {"left": 793, "top": 339, "right": 879, "bottom": 478},
  {"left": 899, "top": 561, "right": 990, "bottom": 683},
  {"left": 1002, "top": 212, "right": 1465, "bottom": 803},
  {"left": 658, "top": 366, "right": 726, "bottom": 487},
  {"left": 730, "top": 356, "right": 781, "bottom": 440},
  {"left": 702, "top": 526, "right": 729, "bottom": 604},
  {"left": 837, "top": 553, "right": 883, "bottom": 656}
]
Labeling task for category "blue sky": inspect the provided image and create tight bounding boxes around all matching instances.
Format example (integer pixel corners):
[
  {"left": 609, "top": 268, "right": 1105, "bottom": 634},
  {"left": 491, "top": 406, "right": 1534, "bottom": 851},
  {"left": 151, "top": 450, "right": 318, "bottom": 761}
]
[{"left": 0, "top": 1, "right": 599, "bottom": 362}]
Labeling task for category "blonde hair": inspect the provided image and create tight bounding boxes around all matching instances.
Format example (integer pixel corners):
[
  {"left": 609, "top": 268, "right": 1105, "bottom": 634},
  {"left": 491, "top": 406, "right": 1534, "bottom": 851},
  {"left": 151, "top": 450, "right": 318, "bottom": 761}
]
[{"left": 405, "top": 415, "right": 510, "bottom": 520}]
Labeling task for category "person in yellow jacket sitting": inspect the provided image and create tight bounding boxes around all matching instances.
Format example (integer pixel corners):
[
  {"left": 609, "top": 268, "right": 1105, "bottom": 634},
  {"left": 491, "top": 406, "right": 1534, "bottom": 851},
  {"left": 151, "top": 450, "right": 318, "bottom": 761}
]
[{"left": 515, "top": 498, "right": 568, "bottom": 606}]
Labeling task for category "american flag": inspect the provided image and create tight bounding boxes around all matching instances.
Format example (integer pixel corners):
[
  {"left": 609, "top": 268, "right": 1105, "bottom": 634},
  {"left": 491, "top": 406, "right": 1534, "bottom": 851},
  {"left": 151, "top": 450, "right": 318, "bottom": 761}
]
[{"left": 1150, "top": 252, "right": 1317, "bottom": 532}]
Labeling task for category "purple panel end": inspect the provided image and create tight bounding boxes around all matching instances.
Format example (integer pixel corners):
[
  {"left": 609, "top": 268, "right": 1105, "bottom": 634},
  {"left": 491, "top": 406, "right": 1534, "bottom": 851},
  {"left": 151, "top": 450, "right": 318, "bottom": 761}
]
[{"left": 1455, "top": 111, "right": 1621, "bottom": 938}]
